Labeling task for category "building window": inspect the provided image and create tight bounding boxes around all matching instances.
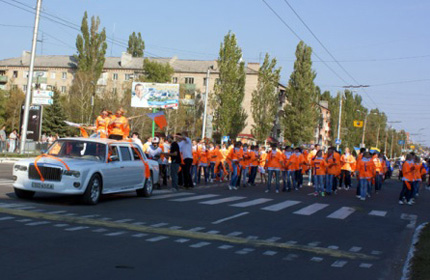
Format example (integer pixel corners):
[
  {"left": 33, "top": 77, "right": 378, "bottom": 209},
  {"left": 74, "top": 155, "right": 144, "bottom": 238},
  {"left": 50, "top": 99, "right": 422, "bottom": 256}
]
[
  {"left": 113, "top": 73, "right": 118, "bottom": 80},
  {"left": 184, "top": 77, "right": 194, "bottom": 84},
  {"left": 113, "top": 88, "right": 117, "bottom": 94},
  {"left": 61, "top": 86, "right": 66, "bottom": 93},
  {"left": 62, "top": 72, "right": 67, "bottom": 79},
  {"left": 13, "top": 71, "right": 18, "bottom": 78},
  {"left": 51, "top": 72, "right": 56, "bottom": 79},
  {"left": 23, "top": 85, "right": 27, "bottom": 91},
  {"left": 203, "top": 77, "right": 208, "bottom": 85},
  {"left": 125, "top": 74, "right": 134, "bottom": 81},
  {"left": 172, "top": 77, "right": 178, "bottom": 83}
]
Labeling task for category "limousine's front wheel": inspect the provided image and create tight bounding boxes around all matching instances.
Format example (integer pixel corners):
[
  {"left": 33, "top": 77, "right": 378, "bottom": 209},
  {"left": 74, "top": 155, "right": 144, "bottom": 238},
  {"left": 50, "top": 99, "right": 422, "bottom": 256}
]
[
  {"left": 82, "top": 174, "right": 102, "bottom": 205},
  {"left": 14, "top": 188, "right": 35, "bottom": 199},
  {"left": 137, "top": 173, "right": 153, "bottom": 197}
]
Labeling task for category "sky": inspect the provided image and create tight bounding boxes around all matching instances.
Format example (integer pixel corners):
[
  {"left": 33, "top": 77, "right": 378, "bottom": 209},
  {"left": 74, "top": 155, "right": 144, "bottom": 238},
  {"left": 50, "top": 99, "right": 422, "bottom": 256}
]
[{"left": 0, "top": 0, "right": 429, "bottom": 146}]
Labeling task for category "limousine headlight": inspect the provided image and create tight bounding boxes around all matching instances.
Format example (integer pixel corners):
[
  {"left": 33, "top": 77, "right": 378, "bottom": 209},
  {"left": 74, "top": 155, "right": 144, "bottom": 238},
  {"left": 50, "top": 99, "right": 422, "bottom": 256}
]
[
  {"left": 63, "top": 170, "right": 81, "bottom": 178},
  {"left": 14, "top": 165, "right": 27, "bottom": 172}
]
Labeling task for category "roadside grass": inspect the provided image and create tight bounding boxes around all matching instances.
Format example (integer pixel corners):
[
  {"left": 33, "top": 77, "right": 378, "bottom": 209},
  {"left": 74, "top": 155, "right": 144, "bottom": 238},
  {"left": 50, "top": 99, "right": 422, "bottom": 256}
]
[{"left": 411, "top": 223, "right": 430, "bottom": 280}]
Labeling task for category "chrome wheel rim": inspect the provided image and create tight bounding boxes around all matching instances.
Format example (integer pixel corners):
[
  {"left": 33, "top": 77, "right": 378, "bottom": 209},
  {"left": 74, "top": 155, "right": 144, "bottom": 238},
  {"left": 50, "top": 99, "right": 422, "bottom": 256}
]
[
  {"left": 91, "top": 178, "right": 100, "bottom": 202},
  {"left": 146, "top": 177, "right": 153, "bottom": 194}
]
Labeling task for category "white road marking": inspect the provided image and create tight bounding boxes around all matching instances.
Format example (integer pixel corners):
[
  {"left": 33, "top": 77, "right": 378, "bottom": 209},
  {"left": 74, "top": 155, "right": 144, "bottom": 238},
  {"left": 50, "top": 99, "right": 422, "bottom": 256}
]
[
  {"left": 80, "top": 214, "right": 100, "bottom": 218},
  {"left": 65, "top": 226, "right": 89, "bottom": 231},
  {"left": 25, "top": 221, "right": 50, "bottom": 226},
  {"left": 148, "top": 192, "right": 194, "bottom": 200},
  {"left": 99, "top": 217, "right": 112, "bottom": 221},
  {"left": 105, "top": 231, "right": 126, "bottom": 236},
  {"left": 200, "top": 196, "right": 246, "bottom": 205},
  {"left": 286, "top": 240, "right": 298, "bottom": 245},
  {"left": 261, "top": 200, "right": 301, "bottom": 212},
  {"left": 246, "top": 235, "right": 259, "bottom": 240},
  {"left": 206, "top": 230, "right": 220, "bottom": 234},
  {"left": 263, "top": 251, "right": 278, "bottom": 256},
  {"left": 283, "top": 253, "right": 299, "bottom": 261},
  {"left": 265, "top": 237, "right": 281, "bottom": 242},
  {"left": 146, "top": 236, "right": 168, "bottom": 242},
  {"left": 150, "top": 223, "right": 169, "bottom": 228},
  {"left": 189, "top": 227, "right": 205, "bottom": 232},
  {"left": 175, "top": 238, "right": 190, "bottom": 243},
  {"left": 63, "top": 213, "right": 77, "bottom": 216},
  {"left": 212, "top": 212, "right": 249, "bottom": 225},
  {"left": 359, "top": 263, "right": 373, "bottom": 268},
  {"left": 308, "top": 242, "right": 321, "bottom": 247},
  {"left": 236, "top": 248, "right": 255, "bottom": 255},
  {"left": 132, "top": 222, "right": 146, "bottom": 226},
  {"left": 331, "top": 260, "right": 348, "bottom": 268},
  {"left": 190, "top": 242, "right": 211, "bottom": 248},
  {"left": 132, "top": 233, "right": 148, "bottom": 238},
  {"left": 169, "top": 226, "right": 182, "bottom": 230},
  {"left": 31, "top": 209, "right": 45, "bottom": 213},
  {"left": 327, "top": 207, "right": 356, "bottom": 220},
  {"left": 0, "top": 203, "right": 22, "bottom": 208},
  {"left": 349, "top": 246, "right": 362, "bottom": 252},
  {"left": 294, "top": 203, "right": 329, "bottom": 216},
  {"left": 114, "top": 219, "right": 134, "bottom": 223},
  {"left": 328, "top": 245, "right": 339, "bottom": 250},
  {"left": 371, "top": 250, "right": 382, "bottom": 255},
  {"left": 368, "top": 210, "right": 387, "bottom": 217},
  {"left": 170, "top": 194, "right": 219, "bottom": 202},
  {"left": 92, "top": 228, "right": 108, "bottom": 233},
  {"left": 401, "top": 213, "right": 418, "bottom": 229},
  {"left": 218, "top": 245, "right": 234, "bottom": 250},
  {"left": 54, "top": 224, "right": 69, "bottom": 227},
  {"left": 14, "top": 206, "right": 35, "bottom": 210},
  {"left": 230, "top": 198, "right": 273, "bottom": 208},
  {"left": 0, "top": 216, "right": 15, "bottom": 221},
  {"left": 311, "top": 257, "right": 324, "bottom": 262},
  {"left": 16, "top": 219, "right": 32, "bottom": 222},
  {"left": 47, "top": 210, "right": 67, "bottom": 214},
  {"left": 227, "top": 231, "right": 243, "bottom": 237}
]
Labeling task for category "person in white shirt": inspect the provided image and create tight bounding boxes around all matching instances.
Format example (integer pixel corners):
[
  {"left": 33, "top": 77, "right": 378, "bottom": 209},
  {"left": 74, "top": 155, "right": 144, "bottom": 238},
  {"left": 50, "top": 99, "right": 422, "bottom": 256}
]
[
  {"left": 146, "top": 137, "right": 162, "bottom": 161},
  {"left": 8, "top": 129, "right": 18, "bottom": 153},
  {"left": 131, "top": 83, "right": 150, "bottom": 108},
  {"left": 176, "top": 132, "right": 193, "bottom": 188},
  {"left": 131, "top": 132, "right": 143, "bottom": 150}
]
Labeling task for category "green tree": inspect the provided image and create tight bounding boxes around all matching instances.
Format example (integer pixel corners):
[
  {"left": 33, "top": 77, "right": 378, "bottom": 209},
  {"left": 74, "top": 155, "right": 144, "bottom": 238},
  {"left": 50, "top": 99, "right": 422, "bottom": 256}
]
[
  {"left": 142, "top": 58, "right": 174, "bottom": 83},
  {"left": 127, "top": 32, "right": 145, "bottom": 57},
  {"left": 212, "top": 31, "right": 247, "bottom": 139},
  {"left": 70, "top": 11, "right": 107, "bottom": 124},
  {"left": 282, "top": 41, "right": 318, "bottom": 145},
  {"left": 42, "top": 90, "right": 69, "bottom": 137},
  {"left": 251, "top": 53, "right": 281, "bottom": 143},
  {"left": 0, "top": 89, "right": 7, "bottom": 126},
  {"left": 5, "top": 88, "right": 25, "bottom": 131}
]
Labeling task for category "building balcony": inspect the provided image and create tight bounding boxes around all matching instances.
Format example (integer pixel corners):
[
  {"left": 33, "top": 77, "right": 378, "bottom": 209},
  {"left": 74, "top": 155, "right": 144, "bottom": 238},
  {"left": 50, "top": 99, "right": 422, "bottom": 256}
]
[
  {"left": 34, "top": 77, "right": 47, "bottom": 84},
  {"left": 0, "top": 76, "right": 8, "bottom": 83}
]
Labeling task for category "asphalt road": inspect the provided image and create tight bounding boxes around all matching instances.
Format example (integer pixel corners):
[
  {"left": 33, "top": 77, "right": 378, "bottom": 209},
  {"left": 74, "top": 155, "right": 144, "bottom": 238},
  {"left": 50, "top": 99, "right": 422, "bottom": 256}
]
[{"left": 0, "top": 162, "right": 428, "bottom": 280}]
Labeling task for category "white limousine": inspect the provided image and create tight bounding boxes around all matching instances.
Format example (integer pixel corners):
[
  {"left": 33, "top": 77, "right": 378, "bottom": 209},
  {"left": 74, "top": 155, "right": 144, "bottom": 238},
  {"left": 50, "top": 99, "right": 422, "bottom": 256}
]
[{"left": 12, "top": 138, "right": 159, "bottom": 205}]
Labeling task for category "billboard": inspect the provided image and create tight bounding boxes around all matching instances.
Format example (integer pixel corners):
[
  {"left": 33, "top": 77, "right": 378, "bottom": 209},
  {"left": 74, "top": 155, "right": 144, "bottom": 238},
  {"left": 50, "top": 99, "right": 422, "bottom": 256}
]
[
  {"left": 32, "top": 90, "right": 54, "bottom": 105},
  {"left": 131, "top": 82, "right": 179, "bottom": 109},
  {"left": 20, "top": 105, "right": 42, "bottom": 141}
]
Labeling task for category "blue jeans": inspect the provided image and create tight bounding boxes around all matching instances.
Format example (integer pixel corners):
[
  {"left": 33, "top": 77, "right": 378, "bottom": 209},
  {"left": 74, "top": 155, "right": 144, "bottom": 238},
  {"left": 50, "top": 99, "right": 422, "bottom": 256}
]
[
  {"left": 360, "top": 179, "right": 370, "bottom": 199},
  {"left": 314, "top": 175, "right": 324, "bottom": 192},
  {"left": 375, "top": 174, "right": 383, "bottom": 191},
  {"left": 267, "top": 170, "right": 280, "bottom": 191},
  {"left": 248, "top": 166, "right": 258, "bottom": 184},
  {"left": 170, "top": 163, "right": 180, "bottom": 190},
  {"left": 198, "top": 165, "right": 208, "bottom": 184},
  {"left": 282, "top": 170, "right": 295, "bottom": 190},
  {"left": 240, "top": 166, "right": 248, "bottom": 186},
  {"left": 230, "top": 161, "right": 239, "bottom": 187},
  {"left": 191, "top": 165, "right": 198, "bottom": 184},
  {"left": 209, "top": 162, "right": 216, "bottom": 179},
  {"left": 325, "top": 174, "right": 334, "bottom": 193},
  {"left": 412, "top": 181, "right": 419, "bottom": 198}
]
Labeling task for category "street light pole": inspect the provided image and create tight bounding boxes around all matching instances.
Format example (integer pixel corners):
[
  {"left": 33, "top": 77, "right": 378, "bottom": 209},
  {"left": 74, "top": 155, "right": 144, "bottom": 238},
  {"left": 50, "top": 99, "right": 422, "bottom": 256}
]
[
  {"left": 361, "top": 114, "right": 368, "bottom": 148},
  {"left": 375, "top": 123, "right": 380, "bottom": 148},
  {"left": 336, "top": 93, "right": 343, "bottom": 150},
  {"left": 20, "top": 0, "right": 42, "bottom": 154},
  {"left": 202, "top": 66, "right": 213, "bottom": 139}
]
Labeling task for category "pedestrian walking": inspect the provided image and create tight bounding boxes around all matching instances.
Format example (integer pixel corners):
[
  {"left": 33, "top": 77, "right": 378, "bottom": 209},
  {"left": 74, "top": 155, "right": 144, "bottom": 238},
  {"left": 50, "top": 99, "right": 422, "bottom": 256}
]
[
  {"left": 265, "top": 143, "right": 284, "bottom": 193},
  {"left": 227, "top": 142, "right": 243, "bottom": 190},
  {"left": 398, "top": 153, "right": 415, "bottom": 205},
  {"left": 163, "top": 135, "right": 181, "bottom": 191},
  {"left": 340, "top": 148, "right": 355, "bottom": 190},
  {"left": 0, "top": 126, "right": 6, "bottom": 152},
  {"left": 8, "top": 129, "right": 18, "bottom": 153},
  {"left": 311, "top": 150, "right": 327, "bottom": 196},
  {"left": 177, "top": 132, "right": 194, "bottom": 189}
]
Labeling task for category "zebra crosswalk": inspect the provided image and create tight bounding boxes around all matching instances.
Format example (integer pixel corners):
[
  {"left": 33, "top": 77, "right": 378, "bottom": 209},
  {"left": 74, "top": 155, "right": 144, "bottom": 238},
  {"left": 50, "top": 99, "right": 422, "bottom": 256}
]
[{"left": 147, "top": 192, "right": 391, "bottom": 221}]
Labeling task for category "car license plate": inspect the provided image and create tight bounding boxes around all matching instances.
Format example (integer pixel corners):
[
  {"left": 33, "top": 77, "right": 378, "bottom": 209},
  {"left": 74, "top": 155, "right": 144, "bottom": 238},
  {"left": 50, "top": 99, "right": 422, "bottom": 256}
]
[{"left": 32, "top": 182, "right": 54, "bottom": 189}]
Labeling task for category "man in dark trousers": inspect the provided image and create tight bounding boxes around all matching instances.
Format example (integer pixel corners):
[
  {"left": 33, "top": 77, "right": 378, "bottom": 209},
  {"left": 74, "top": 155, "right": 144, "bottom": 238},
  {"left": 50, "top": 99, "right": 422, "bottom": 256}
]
[{"left": 176, "top": 132, "right": 194, "bottom": 189}]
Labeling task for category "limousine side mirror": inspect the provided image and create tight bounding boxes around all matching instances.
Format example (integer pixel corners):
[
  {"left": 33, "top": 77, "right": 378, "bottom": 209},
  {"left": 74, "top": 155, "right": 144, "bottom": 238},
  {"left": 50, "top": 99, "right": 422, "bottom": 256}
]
[{"left": 109, "top": 155, "right": 119, "bottom": 162}]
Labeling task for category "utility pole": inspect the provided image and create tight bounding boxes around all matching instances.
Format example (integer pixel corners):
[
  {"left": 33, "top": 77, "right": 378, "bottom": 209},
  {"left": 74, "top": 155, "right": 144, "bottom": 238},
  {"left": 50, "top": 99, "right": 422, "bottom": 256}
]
[
  {"left": 202, "top": 66, "right": 213, "bottom": 139},
  {"left": 361, "top": 114, "right": 368, "bottom": 148},
  {"left": 20, "top": 0, "right": 42, "bottom": 154},
  {"left": 375, "top": 123, "right": 381, "bottom": 148},
  {"left": 336, "top": 93, "right": 343, "bottom": 150},
  {"left": 384, "top": 130, "right": 388, "bottom": 155},
  {"left": 390, "top": 133, "right": 395, "bottom": 159}
]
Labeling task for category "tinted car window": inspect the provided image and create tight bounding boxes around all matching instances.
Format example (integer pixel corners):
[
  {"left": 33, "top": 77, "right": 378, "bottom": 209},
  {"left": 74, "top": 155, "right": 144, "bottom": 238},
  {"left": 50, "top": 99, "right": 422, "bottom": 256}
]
[{"left": 120, "top": 146, "right": 132, "bottom": 161}]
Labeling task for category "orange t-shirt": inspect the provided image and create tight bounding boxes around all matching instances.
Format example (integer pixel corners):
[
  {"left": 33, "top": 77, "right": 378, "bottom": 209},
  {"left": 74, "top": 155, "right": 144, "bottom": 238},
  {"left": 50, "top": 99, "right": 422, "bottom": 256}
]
[
  {"left": 312, "top": 158, "right": 327, "bottom": 175},
  {"left": 108, "top": 115, "right": 129, "bottom": 137},
  {"left": 95, "top": 115, "right": 110, "bottom": 138},
  {"left": 265, "top": 150, "right": 284, "bottom": 170},
  {"left": 248, "top": 150, "right": 259, "bottom": 167},
  {"left": 341, "top": 154, "right": 355, "bottom": 171},
  {"left": 326, "top": 154, "right": 338, "bottom": 175},
  {"left": 357, "top": 158, "right": 375, "bottom": 179},
  {"left": 402, "top": 160, "right": 415, "bottom": 182},
  {"left": 227, "top": 148, "right": 243, "bottom": 163}
]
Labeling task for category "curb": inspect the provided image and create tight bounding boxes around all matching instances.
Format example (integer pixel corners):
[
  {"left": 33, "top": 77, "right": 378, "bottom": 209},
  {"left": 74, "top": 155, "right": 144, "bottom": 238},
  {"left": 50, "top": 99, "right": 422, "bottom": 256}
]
[
  {"left": 0, "top": 158, "right": 21, "bottom": 163},
  {"left": 401, "top": 222, "right": 429, "bottom": 280}
]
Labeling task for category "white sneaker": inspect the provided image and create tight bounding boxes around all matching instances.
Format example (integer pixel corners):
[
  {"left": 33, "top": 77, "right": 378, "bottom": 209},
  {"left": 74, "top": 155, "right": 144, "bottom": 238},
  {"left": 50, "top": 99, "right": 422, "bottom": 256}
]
[
  {"left": 265, "top": 189, "right": 270, "bottom": 193},
  {"left": 228, "top": 185, "right": 233, "bottom": 190},
  {"left": 398, "top": 200, "right": 404, "bottom": 205},
  {"left": 276, "top": 189, "right": 279, "bottom": 193},
  {"left": 233, "top": 186, "right": 238, "bottom": 190},
  {"left": 407, "top": 201, "right": 413, "bottom": 206},
  {"left": 360, "top": 197, "right": 365, "bottom": 201},
  {"left": 356, "top": 195, "right": 361, "bottom": 199}
]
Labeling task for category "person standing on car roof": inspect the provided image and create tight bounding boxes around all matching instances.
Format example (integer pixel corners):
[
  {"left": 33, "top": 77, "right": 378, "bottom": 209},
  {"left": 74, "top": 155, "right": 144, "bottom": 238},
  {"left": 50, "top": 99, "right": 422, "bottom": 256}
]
[{"left": 108, "top": 108, "right": 129, "bottom": 140}]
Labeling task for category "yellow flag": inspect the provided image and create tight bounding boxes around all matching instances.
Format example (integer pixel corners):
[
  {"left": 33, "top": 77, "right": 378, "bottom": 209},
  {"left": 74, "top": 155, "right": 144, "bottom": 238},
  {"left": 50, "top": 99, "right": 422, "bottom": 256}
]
[{"left": 353, "top": 120, "right": 363, "bottom": 128}]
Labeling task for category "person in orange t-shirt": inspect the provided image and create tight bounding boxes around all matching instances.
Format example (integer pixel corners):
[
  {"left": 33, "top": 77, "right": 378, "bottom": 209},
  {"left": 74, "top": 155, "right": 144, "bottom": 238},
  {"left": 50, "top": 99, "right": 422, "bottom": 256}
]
[
  {"left": 265, "top": 143, "right": 284, "bottom": 193},
  {"left": 311, "top": 150, "right": 327, "bottom": 196},
  {"left": 412, "top": 155, "right": 423, "bottom": 200},
  {"left": 197, "top": 142, "right": 209, "bottom": 184},
  {"left": 399, "top": 153, "right": 415, "bottom": 205},
  {"left": 248, "top": 145, "right": 259, "bottom": 186},
  {"left": 325, "top": 148, "right": 339, "bottom": 195},
  {"left": 227, "top": 142, "right": 243, "bottom": 190},
  {"left": 238, "top": 144, "right": 251, "bottom": 188},
  {"left": 259, "top": 147, "right": 267, "bottom": 184},
  {"left": 208, "top": 143, "right": 217, "bottom": 182},
  {"left": 356, "top": 152, "right": 375, "bottom": 200},
  {"left": 282, "top": 146, "right": 295, "bottom": 192},
  {"left": 372, "top": 153, "right": 385, "bottom": 192},
  {"left": 340, "top": 148, "right": 355, "bottom": 190},
  {"left": 94, "top": 109, "right": 110, "bottom": 138},
  {"left": 108, "top": 108, "right": 129, "bottom": 140}
]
